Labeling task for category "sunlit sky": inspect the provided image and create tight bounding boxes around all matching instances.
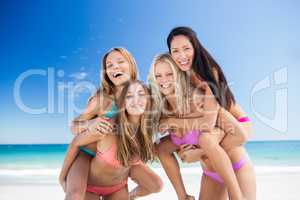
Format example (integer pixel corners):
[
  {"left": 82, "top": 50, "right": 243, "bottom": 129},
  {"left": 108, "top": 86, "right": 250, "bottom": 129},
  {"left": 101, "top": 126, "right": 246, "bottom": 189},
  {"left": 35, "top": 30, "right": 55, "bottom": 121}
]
[{"left": 1, "top": 0, "right": 299, "bottom": 144}]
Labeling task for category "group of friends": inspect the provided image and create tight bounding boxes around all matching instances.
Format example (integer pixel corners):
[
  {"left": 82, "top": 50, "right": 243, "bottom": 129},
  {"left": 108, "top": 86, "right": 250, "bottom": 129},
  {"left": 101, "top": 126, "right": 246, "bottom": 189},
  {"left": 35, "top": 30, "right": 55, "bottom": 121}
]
[{"left": 59, "top": 26, "right": 256, "bottom": 200}]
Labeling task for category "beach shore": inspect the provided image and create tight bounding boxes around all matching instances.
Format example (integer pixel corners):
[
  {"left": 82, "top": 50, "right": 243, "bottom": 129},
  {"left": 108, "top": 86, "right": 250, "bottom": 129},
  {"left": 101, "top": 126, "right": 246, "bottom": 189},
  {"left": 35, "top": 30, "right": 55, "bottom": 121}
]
[{"left": 0, "top": 167, "right": 299, "bottom": 200}]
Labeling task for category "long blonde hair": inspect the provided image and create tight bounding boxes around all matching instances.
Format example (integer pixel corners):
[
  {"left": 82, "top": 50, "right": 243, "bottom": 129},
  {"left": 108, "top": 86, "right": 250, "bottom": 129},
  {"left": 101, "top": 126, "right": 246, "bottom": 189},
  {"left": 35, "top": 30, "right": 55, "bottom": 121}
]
[
  {"left": 148, "top": 53, "right": 190, "bottom": 127},
  {"left": 100, "top": 47, "right": 138, "bottom": 96},
  {"left": 88, "top": 47, "right": 138, "bottom": 112},
  {"left": 115, "top": 80, "right": 154, "bottom": 166}
]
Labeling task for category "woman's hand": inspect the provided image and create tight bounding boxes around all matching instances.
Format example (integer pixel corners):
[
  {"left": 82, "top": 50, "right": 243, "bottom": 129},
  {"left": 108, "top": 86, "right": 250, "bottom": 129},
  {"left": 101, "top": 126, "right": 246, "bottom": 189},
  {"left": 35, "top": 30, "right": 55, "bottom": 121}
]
[
  {"left": 87, "top": 117, "right": 114, "bottom": 136},
  {"left": 178, "top": 144, "right": 206, "bottom": 163}
]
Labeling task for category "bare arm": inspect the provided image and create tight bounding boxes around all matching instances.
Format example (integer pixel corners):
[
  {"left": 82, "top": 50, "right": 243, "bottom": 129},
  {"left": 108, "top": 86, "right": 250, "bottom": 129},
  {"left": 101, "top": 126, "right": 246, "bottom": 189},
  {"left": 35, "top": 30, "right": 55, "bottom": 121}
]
[
  {"left": 229, "top": 103, "right": 252, "bottom": 134},
  {"left": 198, "top": 81, "right": 220, "bottom": 130},
  {"left": 59, "top": 129, "right": 107, "bottom": 188},
  {"left": 70, "top": 95, "right": 110, "bottom": 135},
  {"left": 219, "top": 106, "right": 252, "bottom": 150}
]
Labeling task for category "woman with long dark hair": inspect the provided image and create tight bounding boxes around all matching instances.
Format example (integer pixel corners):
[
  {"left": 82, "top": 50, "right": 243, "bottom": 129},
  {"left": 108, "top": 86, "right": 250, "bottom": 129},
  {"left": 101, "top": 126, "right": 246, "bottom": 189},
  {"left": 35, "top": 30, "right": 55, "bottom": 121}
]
[{"left": 156, "top": 26, "right": 256, "bottom": 199}]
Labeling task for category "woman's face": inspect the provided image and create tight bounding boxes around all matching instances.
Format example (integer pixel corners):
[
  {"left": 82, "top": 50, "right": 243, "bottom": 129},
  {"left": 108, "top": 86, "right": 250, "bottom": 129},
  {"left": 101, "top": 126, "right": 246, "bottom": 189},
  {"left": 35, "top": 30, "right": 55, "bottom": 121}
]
[
  {"left": 105, "top": 51, "right": 131, "bottom": 86},
  {"left": 154, "top": 61, "right": 176, "bottom": 96},
  {"left": 125, "top": 83, "right": 148, "bottom": 116},
  {"left": 170, "top": 35, "right": 194, "bottom": 72}
]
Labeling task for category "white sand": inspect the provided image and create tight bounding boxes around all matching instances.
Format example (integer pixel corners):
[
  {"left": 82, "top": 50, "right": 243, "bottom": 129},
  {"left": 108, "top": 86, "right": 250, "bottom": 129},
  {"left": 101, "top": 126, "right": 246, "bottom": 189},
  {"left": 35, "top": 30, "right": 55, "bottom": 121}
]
[{"left": 0, "top": 169, "right": 299, "bottom": 200}]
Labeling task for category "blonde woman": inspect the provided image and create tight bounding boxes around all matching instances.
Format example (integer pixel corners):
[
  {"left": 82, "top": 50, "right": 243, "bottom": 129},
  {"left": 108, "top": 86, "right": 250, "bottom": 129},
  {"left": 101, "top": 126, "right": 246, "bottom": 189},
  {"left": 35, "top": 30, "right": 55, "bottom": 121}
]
[
  {"left": 149, "top": 53, "right": 255, "bottom": 200},
  {"left": 59, "top": 48, "right": 162, "bottom": 199}
]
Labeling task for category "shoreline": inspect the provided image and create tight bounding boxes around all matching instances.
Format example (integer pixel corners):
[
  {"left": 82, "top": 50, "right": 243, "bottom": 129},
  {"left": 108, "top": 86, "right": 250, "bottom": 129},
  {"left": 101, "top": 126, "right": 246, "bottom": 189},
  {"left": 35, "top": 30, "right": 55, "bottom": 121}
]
[{"left": 0, "top": 169, "right": 299, "bottom": 200}]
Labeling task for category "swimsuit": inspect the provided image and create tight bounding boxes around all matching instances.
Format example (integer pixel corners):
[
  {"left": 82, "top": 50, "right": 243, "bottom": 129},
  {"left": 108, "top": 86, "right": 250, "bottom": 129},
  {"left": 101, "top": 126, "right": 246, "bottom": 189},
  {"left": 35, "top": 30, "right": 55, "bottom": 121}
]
[
  {"left": 86, "top": 142, "right": 141, "bottom": 196},
  {"left": 203, "top": 116, "right": 251, "bottom": 184},
  {"left": 79, "top": 101, "right": 118, "bottom": 157},
  {"left": 170, "top": 117, "right": 250, "bottom": 184}
]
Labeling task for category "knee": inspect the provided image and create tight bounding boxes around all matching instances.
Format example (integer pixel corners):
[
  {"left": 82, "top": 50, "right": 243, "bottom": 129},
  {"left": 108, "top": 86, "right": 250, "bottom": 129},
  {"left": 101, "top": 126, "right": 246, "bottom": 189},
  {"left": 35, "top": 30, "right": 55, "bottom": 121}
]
[
  {"left": 65, "top": 186, "right": 86, "bottom": 200},
  {"left": 198, "top": 133, "right": 218, "bottom": 151},
  {"left": 149, "top": 176, "right": 163, "bottom": 193}
]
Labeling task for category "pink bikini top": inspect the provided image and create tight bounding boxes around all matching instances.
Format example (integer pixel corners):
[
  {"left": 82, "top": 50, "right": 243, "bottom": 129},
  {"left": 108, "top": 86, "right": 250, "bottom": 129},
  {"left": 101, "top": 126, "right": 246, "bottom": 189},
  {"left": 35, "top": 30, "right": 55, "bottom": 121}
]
[
  {"left": 238, "top": 117, "right": 250, "bottom": 123},
  {"left": 96, "top": 143, "right": 142, "bottom": 168},
  {"left": 170, "top": 117, "right": 250, "bottom": 146},
  {"left": 170, "top": 130, "right": 201, "bottom": 146}
]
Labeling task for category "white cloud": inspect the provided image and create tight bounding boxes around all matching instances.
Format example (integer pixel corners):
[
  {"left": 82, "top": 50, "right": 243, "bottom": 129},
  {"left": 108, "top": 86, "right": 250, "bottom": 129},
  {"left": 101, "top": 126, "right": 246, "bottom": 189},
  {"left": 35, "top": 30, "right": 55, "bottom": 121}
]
[{"left": 69, "top": 72, "right": 88, "bottom": 80}]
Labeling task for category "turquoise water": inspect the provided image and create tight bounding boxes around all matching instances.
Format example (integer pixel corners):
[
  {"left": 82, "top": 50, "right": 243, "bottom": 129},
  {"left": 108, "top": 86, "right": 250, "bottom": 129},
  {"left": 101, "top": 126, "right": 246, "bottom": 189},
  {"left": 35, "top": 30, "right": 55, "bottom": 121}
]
[
  {"left": 1, "top": 141, "right": 300, "bottom": 169},
  {"left": 0, "top": 141, "right": 299, "bottom": 184}
]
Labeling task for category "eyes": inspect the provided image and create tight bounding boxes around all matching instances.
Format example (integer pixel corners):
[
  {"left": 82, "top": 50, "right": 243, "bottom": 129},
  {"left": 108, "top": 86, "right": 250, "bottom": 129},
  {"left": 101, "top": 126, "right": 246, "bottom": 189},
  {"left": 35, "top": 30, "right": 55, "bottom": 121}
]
[
  {"left": 155, "top": 72, "right": 173, "bottom": 78},
  {"left": 171, "top": 47, "right": 191, "bottom": 54},
  {"left": 106, "top": 60, "right": 126, "bottom": 69},
  {"left": 126, "top": 91, "right": 146, "bottom": 99},
  {"left": 171, "top": 49, "right": 179, "bottom": 54}
]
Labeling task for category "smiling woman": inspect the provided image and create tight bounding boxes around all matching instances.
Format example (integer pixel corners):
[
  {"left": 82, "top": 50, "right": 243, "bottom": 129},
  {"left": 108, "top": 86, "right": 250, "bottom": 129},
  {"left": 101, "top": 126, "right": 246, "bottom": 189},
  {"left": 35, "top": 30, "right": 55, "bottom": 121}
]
[
  {"left": 1, "top": 1, "right": 300, "bottom": 200},
  {"left": 101, "top": 48, "right": 137, "bottom": 96},
  {"left": 59, "top": 47, "right": 162, "bottom": 200}
]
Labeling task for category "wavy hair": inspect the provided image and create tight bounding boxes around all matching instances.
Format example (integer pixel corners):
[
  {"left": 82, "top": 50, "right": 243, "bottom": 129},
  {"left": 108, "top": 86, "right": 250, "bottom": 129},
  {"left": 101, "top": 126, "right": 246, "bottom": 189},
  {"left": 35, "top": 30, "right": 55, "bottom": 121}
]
[
  {"left": 115, "top": 80, "right": 154, "bottom": 166},
  {"left": 148, "top": 53, "right": 190, "bottom": 130}
]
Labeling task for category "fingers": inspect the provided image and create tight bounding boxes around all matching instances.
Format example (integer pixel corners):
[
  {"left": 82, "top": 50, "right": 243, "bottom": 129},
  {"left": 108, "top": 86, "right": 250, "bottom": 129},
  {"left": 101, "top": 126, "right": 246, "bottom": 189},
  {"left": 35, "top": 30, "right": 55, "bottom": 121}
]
[
  {"left": 95, "top": 117, "right": 114, "bottom": 130},
  {"left": 88, "top": 117, "right": 114, "bottom": 135},
  {"left": 180, "top": 144, "right": 193, "bottom": 151},
  {"left": 178, "top": 151, "right": 187, "bottom": 162},
  {"left": 96, "top": 122, "right": 113, "bottom": 133}
]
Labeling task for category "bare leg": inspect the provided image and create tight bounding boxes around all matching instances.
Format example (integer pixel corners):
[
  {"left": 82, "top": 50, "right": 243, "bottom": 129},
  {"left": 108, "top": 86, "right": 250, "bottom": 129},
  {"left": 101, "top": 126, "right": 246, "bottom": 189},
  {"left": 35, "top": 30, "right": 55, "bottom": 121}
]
[
  {"left": 65, "top": 152, "right": 91, "bottom": 200},
  {"left": 227, "top": 147, "right": 256, "bottom": 200},
  {"left": 198, "top": 132, "right": 243, "bottom": 200},
  {"left": 65, "top": 144, "right": 95, "bottom": 200},
  {"left": 84, "top": 192, "right": 99, "bottom": 200},
  {"left": 157, "top": 136, "right": 192, "bottom": 200},
  {"left": 129, "top": 163, "right": 163, "bottom": 198},
  {"left": 199, "top": 173, "right": 227, "bottom": 200},
  {"left": 104, "top": 187, "right": 129, "bottom": 200}
]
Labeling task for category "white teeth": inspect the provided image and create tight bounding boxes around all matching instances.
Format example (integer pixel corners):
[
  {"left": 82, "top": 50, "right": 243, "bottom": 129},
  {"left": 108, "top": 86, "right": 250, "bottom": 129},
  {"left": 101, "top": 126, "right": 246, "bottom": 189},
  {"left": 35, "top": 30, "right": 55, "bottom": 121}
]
[
  {"left": 113, "top": 72, "right": 123, "bottom": 78},
  {"left": 160, "top": 83, "right": 170, "bottom": 88},
  {"left": 179, "top": 60, "right": 189, "bottom": 65}
]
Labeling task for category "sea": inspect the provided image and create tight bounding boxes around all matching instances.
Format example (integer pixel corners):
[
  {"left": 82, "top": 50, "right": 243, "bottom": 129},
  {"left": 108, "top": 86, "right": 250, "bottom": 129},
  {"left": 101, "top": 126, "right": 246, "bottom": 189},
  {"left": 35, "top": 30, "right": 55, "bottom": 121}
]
[{"left": 1, "top": 141, "right": 300, "bottom": 185}]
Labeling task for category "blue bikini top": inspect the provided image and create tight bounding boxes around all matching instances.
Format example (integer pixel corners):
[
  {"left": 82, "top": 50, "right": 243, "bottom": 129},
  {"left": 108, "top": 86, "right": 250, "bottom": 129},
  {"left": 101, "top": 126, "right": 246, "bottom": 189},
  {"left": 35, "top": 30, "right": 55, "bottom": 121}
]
[
  {"left": 80, "top": 101, "right": 118, "bottom": 157},
  {"left": 104, "top": 101, "right": 118, "bottom": 118}
]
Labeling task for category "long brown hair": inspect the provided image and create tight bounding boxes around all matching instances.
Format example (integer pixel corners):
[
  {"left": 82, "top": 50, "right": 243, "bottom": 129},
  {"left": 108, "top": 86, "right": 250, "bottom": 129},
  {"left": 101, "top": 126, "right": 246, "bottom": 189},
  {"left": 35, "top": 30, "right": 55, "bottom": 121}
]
[
  {"left": 115, "top": 80, "right": 154, "bottom": 166},
  {"left": 167, "top": 26, "right": 235, "bottom": 110},
  {"left": 88, "top": 47, "right": 138, "bottom": 113},
  {"left": 100, "top": 47, "right": 138, "bottom": 96}
]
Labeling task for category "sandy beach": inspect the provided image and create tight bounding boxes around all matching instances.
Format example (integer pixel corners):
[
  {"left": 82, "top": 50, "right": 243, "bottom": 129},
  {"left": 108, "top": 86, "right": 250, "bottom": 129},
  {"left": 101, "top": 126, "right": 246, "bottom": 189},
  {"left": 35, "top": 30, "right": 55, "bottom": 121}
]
[{"left": 1, "top": 167, "right": 299, "bottom": 200}]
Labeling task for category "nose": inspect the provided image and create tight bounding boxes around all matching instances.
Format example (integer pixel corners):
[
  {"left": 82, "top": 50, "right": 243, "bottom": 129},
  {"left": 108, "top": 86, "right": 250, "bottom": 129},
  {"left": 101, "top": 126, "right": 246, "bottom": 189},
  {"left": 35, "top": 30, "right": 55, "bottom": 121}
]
[
  {"left": 179, "top": 50, "right": 187, "bottom": 60},
  {"left": 112, "top": 62, "right": 120, "bottom": 70},
  {"left": 160, "top": 76, "right": 168, "bottom": 84},
  {"left": 132, "top": 94, "right": 139, "bottom": 105}
]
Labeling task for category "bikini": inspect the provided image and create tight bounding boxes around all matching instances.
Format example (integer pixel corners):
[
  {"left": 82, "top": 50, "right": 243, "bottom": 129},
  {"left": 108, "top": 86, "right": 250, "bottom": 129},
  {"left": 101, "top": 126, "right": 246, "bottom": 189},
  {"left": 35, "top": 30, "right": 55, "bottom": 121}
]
[
  {"left": 76, "top": 101, "right": 129, "bottom": 196},
  {"left": 86, "top": 142, "right": 142, "bottom": 196},
  {"left": 79, "top": 101, "right": 118, "bottom": 157},
  {"left": 170, "top": 116, "right": 251, "bottom": 184}
]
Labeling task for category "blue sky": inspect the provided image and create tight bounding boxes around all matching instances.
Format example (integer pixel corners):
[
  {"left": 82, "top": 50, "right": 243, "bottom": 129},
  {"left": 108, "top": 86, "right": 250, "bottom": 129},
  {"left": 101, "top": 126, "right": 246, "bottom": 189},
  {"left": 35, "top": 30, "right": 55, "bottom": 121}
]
[{"left": 1, "top": 0, "right": 299, "bottom": 144}]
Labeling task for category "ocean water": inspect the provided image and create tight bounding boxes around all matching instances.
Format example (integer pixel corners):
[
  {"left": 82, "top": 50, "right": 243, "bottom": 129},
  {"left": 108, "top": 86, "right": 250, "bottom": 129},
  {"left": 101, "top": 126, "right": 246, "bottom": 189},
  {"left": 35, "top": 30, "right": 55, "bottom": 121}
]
[{"left": 0, "top": 141, "right": 300, "bottom": 184}]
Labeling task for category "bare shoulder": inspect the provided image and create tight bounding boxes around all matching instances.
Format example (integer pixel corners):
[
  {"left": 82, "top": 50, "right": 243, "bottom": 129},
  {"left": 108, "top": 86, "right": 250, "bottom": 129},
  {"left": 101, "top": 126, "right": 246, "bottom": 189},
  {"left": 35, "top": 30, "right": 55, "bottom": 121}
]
[{"left": 74, "top": 92, "right": 111, "bottom": 121}]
